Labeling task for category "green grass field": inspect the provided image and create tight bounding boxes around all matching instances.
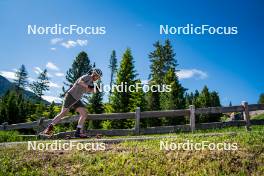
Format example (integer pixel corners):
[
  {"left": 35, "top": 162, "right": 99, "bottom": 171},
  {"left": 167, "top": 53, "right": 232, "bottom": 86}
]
[
  {"left": 0, "top": 125, "right": 264, "bottom": 175},
  {"left": 251, "top": 113, "right": 264, "bottom": 120}
]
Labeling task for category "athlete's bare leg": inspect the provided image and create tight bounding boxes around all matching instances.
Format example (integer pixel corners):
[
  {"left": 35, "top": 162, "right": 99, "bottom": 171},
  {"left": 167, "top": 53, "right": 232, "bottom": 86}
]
[
  {"left": 51, "top": 107, "right": 70, "bottom": 125},
  {"left": 42, "top": 107, "right": 69, "bottom": 134},
  {"left": 75, "top": 107, "right": 88, "bottom": 133}
]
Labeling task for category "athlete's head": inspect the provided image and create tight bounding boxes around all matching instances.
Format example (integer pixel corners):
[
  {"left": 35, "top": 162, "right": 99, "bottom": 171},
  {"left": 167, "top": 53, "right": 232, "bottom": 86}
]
[{"left": 91, "top": 68, "right": 102, "bottom": 81}]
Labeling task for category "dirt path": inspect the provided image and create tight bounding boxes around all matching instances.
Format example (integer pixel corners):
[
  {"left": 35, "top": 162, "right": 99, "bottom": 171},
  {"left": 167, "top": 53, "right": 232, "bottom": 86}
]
[{"left": 0, "top": 131, "right": 240, "bottom": 147}]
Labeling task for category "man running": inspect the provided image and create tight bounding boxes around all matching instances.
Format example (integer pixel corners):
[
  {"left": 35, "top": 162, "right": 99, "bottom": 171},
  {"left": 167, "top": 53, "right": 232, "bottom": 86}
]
[{"left": 42, "top": 68, "right": 103, "bottom": 138}]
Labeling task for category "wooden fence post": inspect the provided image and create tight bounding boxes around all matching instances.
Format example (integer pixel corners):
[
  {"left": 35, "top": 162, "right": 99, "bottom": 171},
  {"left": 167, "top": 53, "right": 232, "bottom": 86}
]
[
  {"left": 37, "top": 117, "right": 45, "bottom": 134},
  {"left": 189, "top": 105, "right": 195, "bottom": 132},
  {"left": 2, "top": 122, "right": 8, "bottom": 130},
  {"left": 135, "top": 107, "right": 141, "bottom": 135},
  {"left": 242, "top": 101, "right": 251, "bottom": 131}
]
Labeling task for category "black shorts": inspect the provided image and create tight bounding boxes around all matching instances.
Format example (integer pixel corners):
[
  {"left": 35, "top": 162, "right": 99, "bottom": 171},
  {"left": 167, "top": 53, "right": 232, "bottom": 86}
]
[{"left": 62, "top": 93, "right": 85, "bottom": 110}]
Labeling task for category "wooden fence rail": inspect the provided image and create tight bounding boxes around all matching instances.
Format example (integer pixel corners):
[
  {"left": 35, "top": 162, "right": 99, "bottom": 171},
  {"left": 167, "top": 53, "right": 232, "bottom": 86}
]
[{"left": 1, "top": 102, "right": 264, "bottom": 137}]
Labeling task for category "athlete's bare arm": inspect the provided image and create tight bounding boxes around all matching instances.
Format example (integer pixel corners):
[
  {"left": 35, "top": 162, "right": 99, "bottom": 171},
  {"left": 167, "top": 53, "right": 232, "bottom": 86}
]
[{"left": 77, "top": 80, "right": 96, "bottom": 93}]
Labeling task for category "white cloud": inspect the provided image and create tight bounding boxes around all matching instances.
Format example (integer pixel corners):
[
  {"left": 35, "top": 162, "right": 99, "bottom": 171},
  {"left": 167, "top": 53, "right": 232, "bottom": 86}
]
[
  {"left": 47, "top": 73, "right": 53, "bottom": 78},
  {"left": 28, "top": 77, "right": 35, "bottom": 82},
  {"left": 0, "top": 71, "right": 16, "bottom": 80},
  {"left": 176, "top": 69, "right": 208, "bottom": 80},
  {"left": 61, "top": 39, "right": 88, "bottom": 48},
  {"left": 42, "top": 96, "right": 62, "bottom": 103},
  {"left": 46, "top": 62, "right": 59, "bottom": 71},
  {"left": 61, "top": 40, "right": 77, "bottom": 48},
  {"left": 34, "top": 67, "right": 43, "bottom": 74},
  {"left": 51, "top": 38, "right": 87, "bottom": 49},
  {"left": 50, "top": 38, "right": 63, "bottom": 45},
  {"left": 76, "top": 39, "right": 88, "bottom": 46},
  {"left": 48, "top": 81, "right": 60, "bottom": 88},
  {"left": 55, "top": 72, "right": 64, "bottom": 77},
  {"left": 34, "top": 66, "right": 53, "bottom": 77}
]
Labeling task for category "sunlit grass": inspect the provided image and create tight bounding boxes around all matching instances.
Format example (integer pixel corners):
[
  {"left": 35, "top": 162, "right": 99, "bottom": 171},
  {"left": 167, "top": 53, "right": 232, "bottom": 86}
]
[{"left": 0, "top": 126, "right": 264, "bottom": 175}]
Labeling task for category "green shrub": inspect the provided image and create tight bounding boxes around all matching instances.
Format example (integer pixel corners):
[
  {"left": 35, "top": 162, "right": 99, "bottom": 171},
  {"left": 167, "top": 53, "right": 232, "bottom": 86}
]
[
  {"left": 0, "top": 131, "right": 22, "bottom": 143},
  {"left": 101, "top": 120, "right": 112, "bottom": 129}
]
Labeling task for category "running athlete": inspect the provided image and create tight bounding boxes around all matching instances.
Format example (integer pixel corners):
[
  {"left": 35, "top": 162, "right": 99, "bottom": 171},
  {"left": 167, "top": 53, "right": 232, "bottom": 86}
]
[{"left": 42, "top": 68, "right": 103, "bottom": 138}]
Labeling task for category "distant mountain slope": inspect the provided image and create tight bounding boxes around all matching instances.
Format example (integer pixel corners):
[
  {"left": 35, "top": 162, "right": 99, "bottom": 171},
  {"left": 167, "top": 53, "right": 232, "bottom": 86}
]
[
  {"left": 0, "top": 75, "right": 49, "bottom": 104},
  {"left": 0, "top": 75, "right": 14, "bottom": 96}
]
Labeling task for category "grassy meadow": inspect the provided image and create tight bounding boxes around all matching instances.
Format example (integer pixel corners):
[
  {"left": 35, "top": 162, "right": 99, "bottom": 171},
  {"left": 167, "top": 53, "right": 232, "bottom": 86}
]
[{"left": 0, "top": 125, "right": 264, "bottom": 175}]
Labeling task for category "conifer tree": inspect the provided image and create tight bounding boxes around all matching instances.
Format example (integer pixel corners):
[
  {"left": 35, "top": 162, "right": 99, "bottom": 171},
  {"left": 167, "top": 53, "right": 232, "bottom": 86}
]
[
  {"left": 185, "top": 92, "right": 194, "bottom": 107},
  {"left": 210, "top": 91, "right": 221, "bottom": 107},
  {"left": 209, "top": 91, "right": 222, "bottom": 122},
  {"left": 30, "top": 69, "right": 49, "bottom": 100},
  {"left": 258, "top": 93, "right": 264, "bottom": 104},
  {"left": 111, "top": 48, "right": 137, "bottom": 113},
  {"left": 0, "top": 90, "right": 32, "bottom": 124},
  {"left": 128, "top": 80, "right": 147, "bottom": 112},
  {"left": 108, "top": 50, "right": 117, "bottom": 97},
  {"left": 87, "top": 80, "right": 104, "bottom": 129},
  {"left": 160, "top": 68, "right": 186, "bottom": 125},
  {"left": 64, "top": 51, "right": 92, "bottom": 90},
  {"left": 148, "top": 39, "right": 185, "bottom": 126},
  {"left": 163, "top": 40, "right": 177, "bottom": 72},
  {"left": 160, "top": 68, "right": 185, "bottom": 110},
  {"left": 110, "top": 48, "right": 138, "bottom": 128},
  {"left": 198, "top": 86, "right": 211, "bottom": 107},
  {"left": 14, "top": 64, "right": 28, "bottom": 92},
  {"left": 193, "top": 90, "right": 200, "bottom": 107},
  {"left": 147, "top": 41, "right": 165, "bottom": 113},
  {"left": 197, "top": 86, "right": 221, "bottom": 122},
  {"left": 48, "top": 101, "right": 56, "bottom": 119}
]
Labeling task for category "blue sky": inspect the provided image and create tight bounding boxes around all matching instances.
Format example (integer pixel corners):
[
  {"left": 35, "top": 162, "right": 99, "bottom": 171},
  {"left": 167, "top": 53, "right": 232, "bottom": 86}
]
[{"left": 0, "top": 0, "right": 263, "bottom": 105}]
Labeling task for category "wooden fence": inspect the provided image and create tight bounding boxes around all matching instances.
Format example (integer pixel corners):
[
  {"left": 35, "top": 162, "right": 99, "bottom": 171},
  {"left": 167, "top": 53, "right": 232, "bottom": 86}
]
[{"left": 1, "top": 101, "right": 264, "bottom": 138}]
